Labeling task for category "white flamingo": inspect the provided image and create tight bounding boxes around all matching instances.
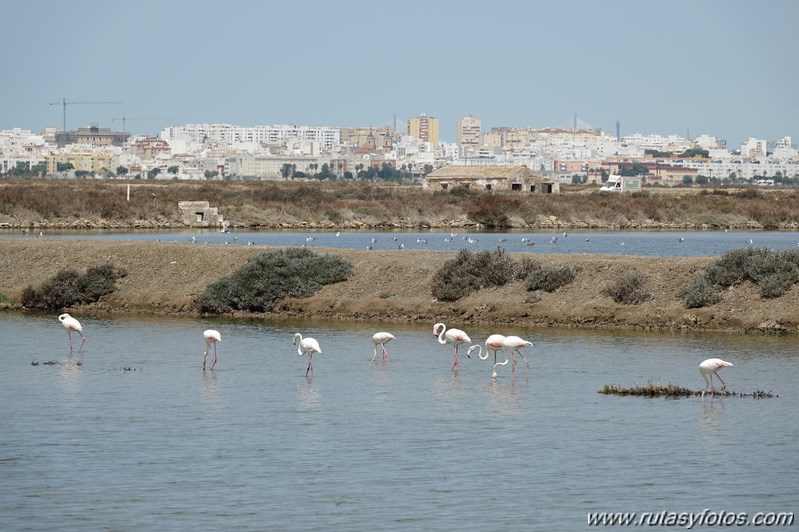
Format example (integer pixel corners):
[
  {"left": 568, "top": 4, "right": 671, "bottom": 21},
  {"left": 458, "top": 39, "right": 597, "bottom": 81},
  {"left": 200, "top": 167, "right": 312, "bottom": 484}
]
[
  {"left": 492, "top": 358, "right": 510, "bottom": 379},
  {"left": 502, "top": 335, "right": 533, "bottom": 370},
  {"left": 371, "top": 332, "right": 395, "bottom": 362},
  {"left": 294, "top": 333, "right": 322, "bottom": 377},
  {"left": 202, "top": 329, "right": 221, "bottom": 370},
  {"left": 467, "top": 334, "right": 509, "bottom": 378},
  {"left": 466, "top": 334, "right": 506, "bottom": 364},
  {"left": 58, "top": 313, "right": 86, "bottom": 353},
  {"left": 433, "top": 323, "right": 471, "bottom": 370},
  {"left": 699, "top": 358, "right": 734, "bottom": 397}
]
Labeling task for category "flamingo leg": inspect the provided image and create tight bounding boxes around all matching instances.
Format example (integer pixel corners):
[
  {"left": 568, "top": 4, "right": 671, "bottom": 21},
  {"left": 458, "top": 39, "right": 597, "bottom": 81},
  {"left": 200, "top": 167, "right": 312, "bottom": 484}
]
[
  {"left": 306, "top": 353, "right": 313, "bottom": 377},
  {"left": 78, "top": 332, "right": 86, "bottom": 353},
  {"left": 515, "top": 350, "right": 531, "bottom": 368},
  {"left": 67, "top": 331, "right": 73, "bottom": 352},
  {"left": 715, "top": 371, "right": 727, "bottom": 392},
  {"left": 371, "top": 347, "right": 378, "bottom": 362},
  {"left": 211, "top": 344, "right": 217, "bottom": 369},
  {"left": 381, "top": 344, "right": 388, "bottom": 362},
  {"left": 452, "top": 345, "right": 460, "bottom": 370}
]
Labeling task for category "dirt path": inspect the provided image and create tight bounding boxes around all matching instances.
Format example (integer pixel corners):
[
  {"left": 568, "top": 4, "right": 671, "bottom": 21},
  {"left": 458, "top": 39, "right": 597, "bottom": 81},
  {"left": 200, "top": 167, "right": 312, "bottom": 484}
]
[{"left": 1, "top": 238, "right": 796, "bottom": 334}]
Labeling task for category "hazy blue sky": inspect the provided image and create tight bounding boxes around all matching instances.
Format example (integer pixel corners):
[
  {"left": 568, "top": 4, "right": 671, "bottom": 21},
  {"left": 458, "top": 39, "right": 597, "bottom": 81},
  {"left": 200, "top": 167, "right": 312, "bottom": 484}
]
[{"left": 3, "top": 0, "right": 796, "bottom": 146}]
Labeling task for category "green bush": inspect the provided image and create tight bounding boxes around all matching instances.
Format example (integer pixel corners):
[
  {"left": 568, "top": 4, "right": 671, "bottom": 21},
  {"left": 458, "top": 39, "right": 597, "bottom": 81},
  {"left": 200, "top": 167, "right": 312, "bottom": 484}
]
[
  {"left": 603, "top": 272, "right": 652, "bottom": 304},
  {"left": 679, "top": 247, "right": 799, "bottom": 307},
  {"left": 0, "top": 292, "right": 17, "bottom": 309},
  {"left": 199, "top": 248, "right": 353, "bottom": 313},
  {"left": 431, "top": 248, "right": 515, "bottom": 301},
  {"left": 21, "top": 264, "right": 127, "bottom": 310},
  {"left": 525, "top": 264, "right": 581, "bottom": 292},
  {"left": 514, "top": 256, "right": 542, "bottom": 280},
  {"left": 678, "top": 272, "right": 722, "bottom": 309}
]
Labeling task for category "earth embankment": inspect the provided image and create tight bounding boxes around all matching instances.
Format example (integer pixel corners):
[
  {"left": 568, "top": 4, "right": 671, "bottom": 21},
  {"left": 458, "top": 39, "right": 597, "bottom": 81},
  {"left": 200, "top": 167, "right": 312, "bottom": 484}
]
[{"left": 1, "top": 238, "right": 796, "bottom": 334}]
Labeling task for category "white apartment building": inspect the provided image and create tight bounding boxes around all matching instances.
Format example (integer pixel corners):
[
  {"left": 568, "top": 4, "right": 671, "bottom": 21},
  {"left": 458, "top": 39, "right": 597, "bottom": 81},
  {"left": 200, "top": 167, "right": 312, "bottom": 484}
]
[
  {"left": 739, "top": 137, "right": 768, "bottom": 158},
  {"left": 160, "top": 124, "right": 341, "bottom": 150}
]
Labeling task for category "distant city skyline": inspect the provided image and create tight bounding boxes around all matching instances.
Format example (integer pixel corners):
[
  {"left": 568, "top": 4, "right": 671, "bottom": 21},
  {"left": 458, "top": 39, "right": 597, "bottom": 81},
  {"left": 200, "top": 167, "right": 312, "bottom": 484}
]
[{"left": 2, "top": 0, "right": 796, "bottom": 146}]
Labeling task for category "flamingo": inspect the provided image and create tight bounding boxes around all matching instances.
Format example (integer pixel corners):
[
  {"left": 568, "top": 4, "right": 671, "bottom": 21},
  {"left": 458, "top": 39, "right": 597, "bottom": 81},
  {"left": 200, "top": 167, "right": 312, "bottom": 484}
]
[
  {"left": 202, "top": 329, "right": 221, "bottom": 370},
  {"left": 294, "top": 333, "right": 322, "bottom": 377},
  {"left": 433, "top": 323, "right": 471, "bottom": 370},
  {"left": 492, "top": 358, "right": 510, "bottom": 379},
  {"left": 467, "top": 334, "right": 509, "bottom": 378},
  {"left": 466, "top": 334, "right": 506, "bottom": 364},
  {"left": 502, "top": 335, "right": 533, "bottom": 369},
  {"left": 58, "top": 313, "right": 86, "bottom": 353},
  {"left": 699, "top": 358, "right": 733, "bottom": 397},
  {"left": 371, "top": 332, "right": 395, "bottom": 362}
]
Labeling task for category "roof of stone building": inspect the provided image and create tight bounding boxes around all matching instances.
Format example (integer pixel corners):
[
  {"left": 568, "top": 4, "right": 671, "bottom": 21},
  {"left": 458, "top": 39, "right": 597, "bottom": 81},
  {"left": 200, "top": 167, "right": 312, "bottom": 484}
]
[{"left": 426, "top": 165, "right": 551, "bottom": 180}]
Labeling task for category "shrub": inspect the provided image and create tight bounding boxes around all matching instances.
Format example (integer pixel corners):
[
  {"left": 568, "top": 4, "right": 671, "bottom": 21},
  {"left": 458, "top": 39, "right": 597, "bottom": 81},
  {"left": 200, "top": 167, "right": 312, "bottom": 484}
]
[
  {"left": 198, "top": 248, "right": 353, "bottom": 313},
  {"left": 21, "top": 264, "right": 127, "bottom": 310},
  {"left": 431, "top": 248, "right": 515, "bottom": 301},
  {"left": 0, "top": 292, "right": 17, "bottom": 309},
  {"left": 515, "top": 256, "right": 542, "bottom": 280},
  {"left": 678, "top": 272, "right": 723, "bottom": 308},
  {"left": 603, "top": 272, "right": 652, "bottom": 304},
  {"left": 525, "top": 264, "right": 581, "bottom": 292},
  {"left": 681, "top": 247, "right": 799, "bottom": 307}
]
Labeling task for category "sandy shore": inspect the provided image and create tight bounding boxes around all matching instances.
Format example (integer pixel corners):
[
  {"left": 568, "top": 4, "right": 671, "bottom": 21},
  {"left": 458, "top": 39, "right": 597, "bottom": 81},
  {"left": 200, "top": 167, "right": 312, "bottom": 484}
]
[{"left": 1, "top": 238, "right": 796, "bottom": 334}]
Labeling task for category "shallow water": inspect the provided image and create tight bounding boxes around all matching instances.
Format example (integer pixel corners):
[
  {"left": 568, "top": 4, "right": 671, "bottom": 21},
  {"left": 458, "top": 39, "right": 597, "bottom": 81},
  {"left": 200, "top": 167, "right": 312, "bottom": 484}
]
[
  {"left": 4, "top": 228, "right": 799, "bottom": 257},
  {"left": 1, "top": 313, "right": 797, "bottom": 530}
]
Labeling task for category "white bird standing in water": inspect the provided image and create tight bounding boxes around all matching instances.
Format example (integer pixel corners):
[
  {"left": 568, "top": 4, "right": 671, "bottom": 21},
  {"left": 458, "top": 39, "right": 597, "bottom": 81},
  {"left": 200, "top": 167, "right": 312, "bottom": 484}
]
[
  {"left": 58, "top": 313, "right": 86, "bottom": 353},
  {"left": 466, "top": 334, "right": 506, "bottom": 364},
  {"left": 294, "top": 333, "right": 322, "bottom": 377},
  {"left": 202, "top": 329, "right": 221, "bottom": 370},
  {"left": 699, "top": 358, "right": 733, "bottom": 397},
  {"left": 371, "top": 332, "right": 395, "bottom": 362},
  {"left": 433, "top": 323, "right": 471, "bottom": 370},
  {"left": 467, "top": 334, "right": 508, "bottom": 378},
  {"left": 502, "top": 335, "right": 533, "bottom": 370}
]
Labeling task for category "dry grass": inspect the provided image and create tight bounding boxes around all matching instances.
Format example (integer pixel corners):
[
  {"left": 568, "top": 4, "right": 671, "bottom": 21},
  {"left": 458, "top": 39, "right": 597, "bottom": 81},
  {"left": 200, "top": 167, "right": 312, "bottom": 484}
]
[{"left": 2, "top": 179, "right": 799, "bottom": 229}]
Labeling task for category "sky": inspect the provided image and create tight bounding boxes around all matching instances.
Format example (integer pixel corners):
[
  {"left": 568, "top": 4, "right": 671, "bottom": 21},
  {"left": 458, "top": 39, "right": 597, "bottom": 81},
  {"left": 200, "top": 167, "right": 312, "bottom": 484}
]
[{"left": 2, "top": 0, "right": 797, "bottom": 147}]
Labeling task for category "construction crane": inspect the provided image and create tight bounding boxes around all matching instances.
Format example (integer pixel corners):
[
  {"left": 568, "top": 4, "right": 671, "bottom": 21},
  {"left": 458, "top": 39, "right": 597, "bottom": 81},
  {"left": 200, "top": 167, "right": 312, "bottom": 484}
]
[
  {"left": 49, "top": 97, "right": 123, "bottom": 132},
  {"left": 111, "top": 114, "right": 169, "bottom": 134}
]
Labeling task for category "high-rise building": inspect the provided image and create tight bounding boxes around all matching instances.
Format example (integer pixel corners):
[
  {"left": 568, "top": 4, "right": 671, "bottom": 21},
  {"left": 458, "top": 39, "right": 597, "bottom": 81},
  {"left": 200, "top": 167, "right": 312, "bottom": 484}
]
[
  {"left": 456, "top": 115, "right": 481, "bottom": 148},
  {"left": 407, "top": 113, "right": 439, "bottom": 144}
]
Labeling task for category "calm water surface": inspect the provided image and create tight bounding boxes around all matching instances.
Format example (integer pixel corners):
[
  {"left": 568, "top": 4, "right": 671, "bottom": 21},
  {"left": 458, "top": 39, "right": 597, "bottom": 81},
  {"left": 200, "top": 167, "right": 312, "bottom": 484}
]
[
  {"left": 4, "top": 228, "right": 799, "bottom": 257},
  {"left": 1, "top": 314, "right": 797, "bottom": 530}
]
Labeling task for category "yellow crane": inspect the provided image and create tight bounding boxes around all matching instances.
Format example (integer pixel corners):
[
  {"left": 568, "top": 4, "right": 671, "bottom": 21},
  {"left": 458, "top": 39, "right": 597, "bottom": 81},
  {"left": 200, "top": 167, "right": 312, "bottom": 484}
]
[
  {"left": 49, "top": 98, "right": 122, "bottom": 132},
  {"left": 111, "top": 114, "right": 169, "bottom": 134}
]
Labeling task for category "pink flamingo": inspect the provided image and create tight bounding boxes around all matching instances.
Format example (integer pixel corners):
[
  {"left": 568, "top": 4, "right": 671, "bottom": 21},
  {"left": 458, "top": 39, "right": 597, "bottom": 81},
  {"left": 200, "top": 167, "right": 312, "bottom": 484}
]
[
  {"left": 294, "top": 333, "right": 322, "bottom": 377},
  {"left": 58, "top": 313, "right": 86, "bottom": 353},
  {"left": 433, "top": 322, "right": 471, "bottom": 370},
  {"left": 202, "top": 329, "right": 221, "bottom": 370},
  {"left": 502, "top": 335, "right": 533, "bottom": 370},
  {"left": 467, "top": 334, "right": 507, "bottom": 376},
  {"left": 371, "top": 332, "right": 395, "bottom": 362},
  {"left": 699, "top": 358, "right": 733, "bottom": 397}
]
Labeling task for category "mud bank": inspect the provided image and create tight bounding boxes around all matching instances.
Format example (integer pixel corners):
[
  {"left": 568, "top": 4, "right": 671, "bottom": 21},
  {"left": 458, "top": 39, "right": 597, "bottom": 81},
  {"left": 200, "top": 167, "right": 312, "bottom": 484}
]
[{"left": 1, "top": 238, "right": 796, "bottom": 334}]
